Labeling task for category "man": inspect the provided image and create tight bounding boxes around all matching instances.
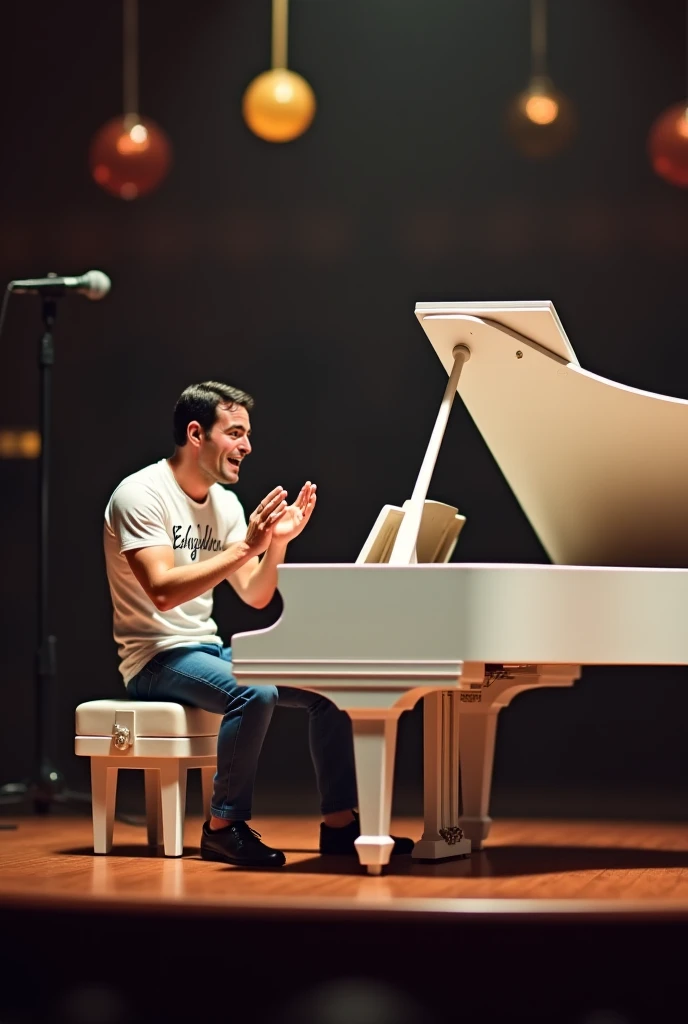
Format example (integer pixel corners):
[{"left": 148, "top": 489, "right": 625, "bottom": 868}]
[{"left": 104, "top": 381, "right": 412, "bottom": 868}]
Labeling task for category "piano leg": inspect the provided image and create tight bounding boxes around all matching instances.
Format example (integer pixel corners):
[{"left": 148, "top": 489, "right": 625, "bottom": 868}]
[
  {"left": 458, "top": 708, "right": 500, "bottom": 850},
  {"left": 413, "top": 691, "right": 471, "bottom": 860},
  {"left": 455, "top": 668, "right": 580, "bottom": 849},
  {"left": 350, "top": 714, "right": 398, "bottom": 875}
]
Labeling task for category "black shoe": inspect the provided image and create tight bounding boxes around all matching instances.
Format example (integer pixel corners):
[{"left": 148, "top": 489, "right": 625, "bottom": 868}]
[
  {"left": 319, "top": 812, "right": 414, "bottom": 856},
  {"left": 200, "top": 820, "right": 286, "bottom": 868}
]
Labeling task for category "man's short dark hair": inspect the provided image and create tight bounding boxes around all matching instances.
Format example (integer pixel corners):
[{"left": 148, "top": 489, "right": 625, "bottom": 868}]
[{"left": 173, "top": 381, "right": 254, "bottom": 447}]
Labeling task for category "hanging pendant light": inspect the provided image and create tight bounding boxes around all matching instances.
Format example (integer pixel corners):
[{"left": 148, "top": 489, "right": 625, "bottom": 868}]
[
  {"left": 242, "top": 0, "right": 316, "bottom": 143},
  {"left": 89, "top": 0, "right": 172, "bottom": 199},
  {"left": 505, "top": 0, "right": 576, "bottom": 159},
  {"left": 648, "top": 1, "right": 688, "bottom": 187}
]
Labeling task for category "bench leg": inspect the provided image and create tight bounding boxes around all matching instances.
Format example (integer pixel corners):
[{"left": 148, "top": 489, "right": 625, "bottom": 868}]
[
  {"left": 159, "top": 761, "right": 188, "bottom": 857},
  {"left": 91, "top": 761, "right": 118, "bottom": 854},
  {"left": 144, "top": 769, "right": 163, "bottom": 847},
  {"left": 200, "top": 766, "right": 215, "bottom": 822}
]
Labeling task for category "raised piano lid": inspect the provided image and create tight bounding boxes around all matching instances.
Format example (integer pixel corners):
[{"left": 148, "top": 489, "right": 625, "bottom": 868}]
[
  {"left": 416, "top": 300, "right": 580, "bottom": 365},
  {"left": 415, "top": 300, "right": 688, "bottom": 568}
]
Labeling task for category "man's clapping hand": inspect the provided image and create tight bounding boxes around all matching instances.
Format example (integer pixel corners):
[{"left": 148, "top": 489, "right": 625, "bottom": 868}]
[
  {"left": 271, "top": 481, "right": 317, "bottom": 543},
  {"left": 244, "top": 486, "right": 287, "bottom": 556},
  {"left": 244, "top": 482, "right": 317, "bottom": 556}
]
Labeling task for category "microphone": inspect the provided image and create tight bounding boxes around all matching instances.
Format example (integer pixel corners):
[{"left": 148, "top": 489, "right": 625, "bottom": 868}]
[{"left": 8, "top": 270, "right": 111, "bottom": 301}]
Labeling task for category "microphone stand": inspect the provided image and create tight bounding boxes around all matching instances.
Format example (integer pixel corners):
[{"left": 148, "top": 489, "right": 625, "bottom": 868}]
[{"left": 0, "top": 296, "right": 90, "bottom": 817}]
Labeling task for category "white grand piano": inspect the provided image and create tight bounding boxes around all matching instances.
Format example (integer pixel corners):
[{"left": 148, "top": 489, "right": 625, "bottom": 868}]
[{"left": 233, "top": 301, "right": 688, "bottom": 874}]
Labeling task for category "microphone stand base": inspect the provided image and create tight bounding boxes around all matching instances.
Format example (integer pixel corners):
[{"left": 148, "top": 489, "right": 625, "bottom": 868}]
[{"left": 0, "top": 770, "right": 92, "bottom": 815}]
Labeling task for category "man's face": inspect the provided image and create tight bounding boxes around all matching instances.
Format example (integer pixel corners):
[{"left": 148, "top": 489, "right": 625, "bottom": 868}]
[{"left": 197, "top": 403, "right": 252, "bottom": 485}]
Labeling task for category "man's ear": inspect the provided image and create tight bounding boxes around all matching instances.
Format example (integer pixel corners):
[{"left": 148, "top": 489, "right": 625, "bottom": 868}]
[{"left": 187, "top": 420, "right": 204, "bottom": 448}]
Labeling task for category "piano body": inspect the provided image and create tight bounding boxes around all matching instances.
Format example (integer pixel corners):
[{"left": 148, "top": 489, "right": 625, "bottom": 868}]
[{"left": 233, "top": 301, "right": 688, "bottom": 874}]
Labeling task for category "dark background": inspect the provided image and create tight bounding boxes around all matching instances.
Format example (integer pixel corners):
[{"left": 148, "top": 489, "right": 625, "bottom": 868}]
[{"left": 1, "top": 0, "right": 687, "bottom": 821}]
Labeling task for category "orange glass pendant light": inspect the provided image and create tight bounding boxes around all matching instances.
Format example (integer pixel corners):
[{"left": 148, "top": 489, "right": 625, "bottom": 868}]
[
  {"left": 89, "top": 0, "right": 172, "bottom": 199},
  {"left": 649, "top": 103, "right": 688, "bottom": 187},
  {"left": 243, "top": 0, "right": 316, "bottom": 143},
  {"left": 505, "top": 0, "right": 576, "bottom": 159}
]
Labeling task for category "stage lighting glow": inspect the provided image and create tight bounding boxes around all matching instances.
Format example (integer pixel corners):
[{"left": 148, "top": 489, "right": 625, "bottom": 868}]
[{"left": 0, "top": 429, "right": 41, "bottom": 459}]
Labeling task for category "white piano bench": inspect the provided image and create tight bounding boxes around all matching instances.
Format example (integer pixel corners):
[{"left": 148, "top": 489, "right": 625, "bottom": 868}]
[{"left": 74, "top": 699, "right": 221, "bottom": 858}]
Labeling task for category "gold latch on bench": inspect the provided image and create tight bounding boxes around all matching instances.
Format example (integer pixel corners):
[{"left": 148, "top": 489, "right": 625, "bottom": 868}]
[
  {"left": 112, "top": 723, "right": 132, "bottom": 749},
  {"left": 111, "top": 709, "right": 136, "bottom": 751}
]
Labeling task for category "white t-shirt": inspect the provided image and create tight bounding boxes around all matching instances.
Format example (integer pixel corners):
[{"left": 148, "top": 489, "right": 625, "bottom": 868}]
[{"left": 104, "top": 458, "right": 248, "bottom": 684}]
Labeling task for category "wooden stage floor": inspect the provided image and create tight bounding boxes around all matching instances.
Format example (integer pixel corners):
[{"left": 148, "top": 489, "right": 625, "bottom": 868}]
[
  {"left": 4, "top": 816, "right": 688, "bottom": 1022},
  {"left": 3, "top": 814, "right": 688, "bottom": 917}
]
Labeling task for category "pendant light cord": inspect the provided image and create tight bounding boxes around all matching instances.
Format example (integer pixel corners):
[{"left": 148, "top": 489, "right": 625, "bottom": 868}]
[
  {"left": 123, "top": 0, "right": 139, "bottom": 124},
  {"left": 272, "top": 0, "right": 288, "bottom": 69},
  {"left": 531, "top": 0, "right": 547, "bottom": 79}
]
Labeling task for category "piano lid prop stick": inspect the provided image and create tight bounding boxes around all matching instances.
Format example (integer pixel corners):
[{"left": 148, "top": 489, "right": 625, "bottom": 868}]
[{"left": 388, "top": 344, "right": 470, "bottom": 566}]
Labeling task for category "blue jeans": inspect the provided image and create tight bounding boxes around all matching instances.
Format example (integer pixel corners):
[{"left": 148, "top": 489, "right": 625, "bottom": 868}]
[{"left": 126, "top": 643, "right": 358, "bottom": 821}]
